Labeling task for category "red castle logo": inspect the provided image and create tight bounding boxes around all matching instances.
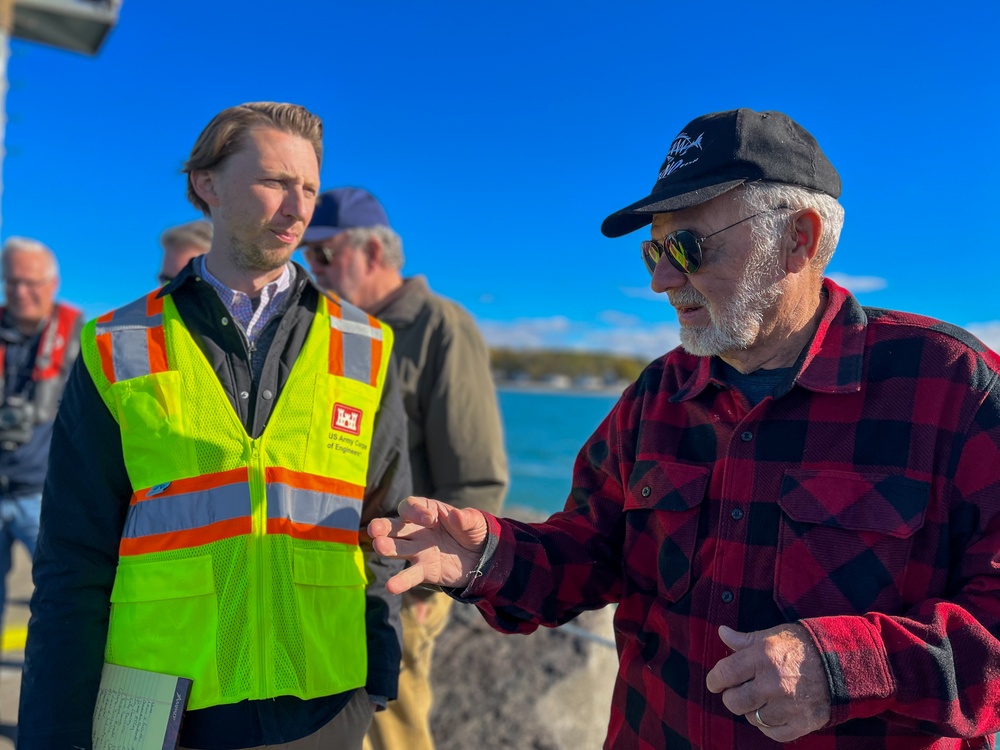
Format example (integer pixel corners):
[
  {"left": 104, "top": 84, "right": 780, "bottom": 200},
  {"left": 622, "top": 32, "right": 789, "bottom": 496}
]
[{"left": 332, "top": 403, "right": 362, "bottom": 435}]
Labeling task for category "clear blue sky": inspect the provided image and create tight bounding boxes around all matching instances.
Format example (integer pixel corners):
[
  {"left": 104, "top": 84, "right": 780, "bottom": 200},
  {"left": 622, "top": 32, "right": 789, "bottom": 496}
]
[{"left": 2, "top": 1, "right": 998, "bottom": 359}]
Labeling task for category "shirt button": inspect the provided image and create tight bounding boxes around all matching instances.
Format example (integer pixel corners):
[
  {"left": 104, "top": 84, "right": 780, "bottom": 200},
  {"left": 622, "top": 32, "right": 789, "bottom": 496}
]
[
  {"left": 262, "top": 390, "right": 273, "bottom": 400},
  {"left": 239, "top": 391, "right": 249, "bottom": 400},
  {"left": 731, "top": 508, "right": 744, "bottom": 521},
  {"left": 740, "top": 430, "right": 754, "bottom": 442},
  {"left": 641, "top": 486, "right": 651, "bottom": 498},
  {"left": 221, "top": 317, "right": 229, "bottom": 326},
  {"left": 721, "top": 590, "right": 734, "bottom": 603}
]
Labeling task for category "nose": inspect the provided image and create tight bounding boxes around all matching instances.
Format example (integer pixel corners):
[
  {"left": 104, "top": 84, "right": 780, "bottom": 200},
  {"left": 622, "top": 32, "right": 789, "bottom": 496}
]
[
  {"left": 284, "top": 186, "right": 314, "bottom": 223},
  {"left": 650, "top": 256, "right": 688, "bottom": 294}
]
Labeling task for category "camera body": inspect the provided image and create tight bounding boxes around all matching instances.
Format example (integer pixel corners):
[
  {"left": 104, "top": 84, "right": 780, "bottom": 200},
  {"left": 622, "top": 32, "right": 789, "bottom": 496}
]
[{"left": 0, "top": 394, "right": 37, "bottom": 450}]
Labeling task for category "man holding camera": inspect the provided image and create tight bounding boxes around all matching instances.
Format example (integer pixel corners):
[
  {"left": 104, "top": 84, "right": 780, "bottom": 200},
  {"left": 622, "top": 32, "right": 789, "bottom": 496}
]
[{"left": 0, "top": 237, "right": 81, "bottom": 636}]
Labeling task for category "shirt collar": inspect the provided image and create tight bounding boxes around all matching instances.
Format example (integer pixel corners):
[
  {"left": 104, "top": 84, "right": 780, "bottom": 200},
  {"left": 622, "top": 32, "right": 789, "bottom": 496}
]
[
  {"left": 671, "top": 277, "right": 867, "bottom": 402},
  {"left": 197, "top": 255, "right": 291, "bottom": 308}
]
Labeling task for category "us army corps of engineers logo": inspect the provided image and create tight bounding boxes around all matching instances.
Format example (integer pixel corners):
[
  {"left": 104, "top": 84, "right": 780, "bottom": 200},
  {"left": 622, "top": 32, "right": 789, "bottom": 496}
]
[{"left": 329, "top": 403, "right": 367, "bottom": 457}]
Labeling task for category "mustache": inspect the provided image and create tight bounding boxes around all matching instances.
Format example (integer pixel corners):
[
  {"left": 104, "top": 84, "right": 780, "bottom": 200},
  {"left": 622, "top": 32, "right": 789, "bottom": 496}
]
[{"left": 668, "top": 288, "right": 709, "bottom": 307}]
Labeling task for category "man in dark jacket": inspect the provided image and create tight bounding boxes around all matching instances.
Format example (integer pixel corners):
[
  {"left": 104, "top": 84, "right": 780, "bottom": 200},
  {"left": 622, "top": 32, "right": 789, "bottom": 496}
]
[
  {"left": 302, "top": 187, "right": 509, "bottom": 750},
  {"left": 18, "top": 103, "right": 410, "bottom": 750},
  {"left": 0, "top": 237, "right": 81, "bottom": 642}
]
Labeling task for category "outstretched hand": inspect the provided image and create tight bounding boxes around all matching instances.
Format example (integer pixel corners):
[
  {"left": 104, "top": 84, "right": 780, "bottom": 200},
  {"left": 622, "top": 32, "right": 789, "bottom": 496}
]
[
  {"left": 367, "top": 496, "right": 489, "bottom": 594},
  {"left": 705, "top": 623, "right": 831, "bottom": 742}
]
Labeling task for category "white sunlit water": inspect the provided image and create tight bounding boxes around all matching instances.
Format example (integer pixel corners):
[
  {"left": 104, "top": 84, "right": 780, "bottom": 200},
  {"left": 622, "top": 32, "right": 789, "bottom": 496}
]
[{"left": 497, "top": 388, "right": 620, "bottom": 516}]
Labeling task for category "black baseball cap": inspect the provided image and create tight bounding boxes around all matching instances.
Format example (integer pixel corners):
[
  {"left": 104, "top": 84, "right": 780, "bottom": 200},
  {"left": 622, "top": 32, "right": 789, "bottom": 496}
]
[
  {"left": 302, "top": 187, "right": 390, "bottom": 244},
  {"left": 601, "top": 109, "right": 841, "bottom": 238}
]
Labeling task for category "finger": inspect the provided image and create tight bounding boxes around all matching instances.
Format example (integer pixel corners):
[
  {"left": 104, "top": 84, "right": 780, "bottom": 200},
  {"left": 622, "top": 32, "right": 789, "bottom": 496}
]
[
  {"left": 368, "top": 517, "right": 393, "bottom": 539},
  {"left": 718, "top": 624, "right": 755, "bottom": 651},
  {"left": 721, "top": 682, "right": 762, "bottom": 717},
  {"left": 371, "top": 533, "right": 440, "bottom": 561},
  {"left": 397, "top": 496, "right": 440, "bottom": 526},
  {"left": 385, "top": 564, "right": 430, "bottom": 595},
  {"left": 705, "top": 648, "right": 757, "bottom": 694},
  {"left": 438, "top": 505, "right": 488, "bottom": 550}
]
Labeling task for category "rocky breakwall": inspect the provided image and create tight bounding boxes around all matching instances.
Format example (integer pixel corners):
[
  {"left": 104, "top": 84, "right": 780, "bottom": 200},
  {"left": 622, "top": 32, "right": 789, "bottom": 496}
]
[{"left": 428, "top": 507, "right": 619, "bottom": 750}]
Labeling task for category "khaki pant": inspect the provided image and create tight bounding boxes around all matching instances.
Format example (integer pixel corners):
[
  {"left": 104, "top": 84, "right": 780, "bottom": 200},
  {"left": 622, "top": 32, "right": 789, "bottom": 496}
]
[
  {"left": 179, "top": 688, "right": 374, "bottom": 750},
  {"left": 364, "top": 591, "right": 453, "bottom": 750}
]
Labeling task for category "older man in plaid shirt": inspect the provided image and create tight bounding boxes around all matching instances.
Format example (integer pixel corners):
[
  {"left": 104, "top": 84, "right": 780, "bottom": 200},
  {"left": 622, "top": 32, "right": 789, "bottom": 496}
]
[{"left": 368, "top": 109, "right": 1000, "bottom": 749}]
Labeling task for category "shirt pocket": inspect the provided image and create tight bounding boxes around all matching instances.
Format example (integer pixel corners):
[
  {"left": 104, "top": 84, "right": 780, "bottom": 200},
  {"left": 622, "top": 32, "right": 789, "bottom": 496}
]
[
  {"left": 623, "top": 461, "right": 710, "bottom": 602},
  {"left": 775, "top": 469, "right": 929, "bottom": 620}
]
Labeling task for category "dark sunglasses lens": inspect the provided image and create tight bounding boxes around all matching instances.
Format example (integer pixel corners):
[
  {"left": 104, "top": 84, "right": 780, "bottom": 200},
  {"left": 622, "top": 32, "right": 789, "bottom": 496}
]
[
  {"left": 640, "top": 241, "right": 660, "bottom": 275},
  {"left": 305, "top": 246, "right": 331, "bottom": 266},
  {"left": 665, "top": 231, "right": 701, "bottom": 274}
]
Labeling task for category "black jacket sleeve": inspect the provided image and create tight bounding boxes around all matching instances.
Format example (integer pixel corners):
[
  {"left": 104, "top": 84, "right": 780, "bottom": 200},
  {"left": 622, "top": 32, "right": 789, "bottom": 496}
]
[
  {"left": 18, "top": 357, "right": 130, "bottom": 749},
  {"left": 360, "top": 357, "right": 410, "bottom": 700}
]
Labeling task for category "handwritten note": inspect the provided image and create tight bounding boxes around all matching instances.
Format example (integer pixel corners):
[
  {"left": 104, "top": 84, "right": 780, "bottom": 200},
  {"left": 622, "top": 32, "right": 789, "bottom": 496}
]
[{"left": 92, "top": 663, "right": 191, "bottom": 750}]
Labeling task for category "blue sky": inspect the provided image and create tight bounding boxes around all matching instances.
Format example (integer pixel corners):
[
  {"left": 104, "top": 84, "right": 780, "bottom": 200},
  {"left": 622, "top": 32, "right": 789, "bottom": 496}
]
[{"left": 2, "top": 1, "right": 998, "bottom": 359}]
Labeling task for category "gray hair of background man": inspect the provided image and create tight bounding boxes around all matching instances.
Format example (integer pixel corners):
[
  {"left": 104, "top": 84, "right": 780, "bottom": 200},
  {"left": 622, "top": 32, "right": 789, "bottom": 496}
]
[
  {"left": 1, "top": 236, "right": 59, "bottom": 280},
  {"left": 182, "top": 102, "right": 324, "bottom": 216},
  {"left": 741, "top": 182, "right": 845, "bottom": 270},
  {"left": 160, "top": 219, "right": 213, "bottom": 252},
  {"left": 344, "top": 225, "right": 405, "bottom": 270}
]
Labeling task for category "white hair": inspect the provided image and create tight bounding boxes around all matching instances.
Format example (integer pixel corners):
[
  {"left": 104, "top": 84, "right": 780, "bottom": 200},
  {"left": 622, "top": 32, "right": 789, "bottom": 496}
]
[
  {"left": 343, "top": 225, "right": 404, "bottom": 270},
  {"left": 1, "top": 236, "right": 59, "bottom": 280},
  {"left": 739, "top": 182, "right": 845, "bottom": 270}
]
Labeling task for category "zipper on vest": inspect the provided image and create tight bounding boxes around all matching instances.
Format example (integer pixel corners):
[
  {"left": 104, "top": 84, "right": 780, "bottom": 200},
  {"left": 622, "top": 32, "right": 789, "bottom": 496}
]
[{"left": 248, "top": 437, "right": 271, "bottom": 695}]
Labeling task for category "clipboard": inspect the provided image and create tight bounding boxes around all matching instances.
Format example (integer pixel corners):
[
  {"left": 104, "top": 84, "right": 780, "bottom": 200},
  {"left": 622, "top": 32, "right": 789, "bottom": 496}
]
[{"left": 92, "top": 663, "right": 192, "bottom": 750}]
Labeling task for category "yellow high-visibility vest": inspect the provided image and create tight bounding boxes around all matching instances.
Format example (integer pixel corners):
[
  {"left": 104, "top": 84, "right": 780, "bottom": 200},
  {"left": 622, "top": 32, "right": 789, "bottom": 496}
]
[{"left": 80, "top": 288, "right": 393, "bottom": 710}]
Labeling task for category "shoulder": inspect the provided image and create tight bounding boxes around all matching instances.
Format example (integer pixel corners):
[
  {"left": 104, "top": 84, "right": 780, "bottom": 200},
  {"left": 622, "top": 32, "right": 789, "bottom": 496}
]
[{"left": 863, "top": 306, "right": 1000, "bottom": 389}]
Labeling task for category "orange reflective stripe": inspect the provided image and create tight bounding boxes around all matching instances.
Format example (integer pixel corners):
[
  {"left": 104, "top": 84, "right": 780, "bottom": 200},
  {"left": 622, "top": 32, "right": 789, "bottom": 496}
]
[
  {"left": 328, "top": 297, "right": 345, "bottom": 377},
  {"left": 131, "top": 467, "right": 249, "bottom": 504},
  {"left": 266, "top": 518, "right": 359, "bottom": 545},
  {"left": 119, "top": 517, "right": 251, "bottom": 556},
  {"left": 145, "top": 290, "right": 164, "bottom": 317},
  {"left": 95, "top": 331, "right": 117, "bottom": 384},
  {"left": 366, "top": 313, "right": 383, "bottom": 387},
  {"left": 265, "top": 466, "right": 364, "bottom": 500}
]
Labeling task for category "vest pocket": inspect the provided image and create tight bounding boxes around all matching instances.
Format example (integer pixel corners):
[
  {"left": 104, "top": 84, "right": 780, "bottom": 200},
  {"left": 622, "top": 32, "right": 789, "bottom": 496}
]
[
  {"left": 107, "top": 555, "right": 219, "bottom": 701},
  {"left": 623, "top": 461, "right": 710, "bottom": 602},
  {"left": 111, "top": 371, "right": 198, "bottom": 484},
  {"left": 292, "top": 546, "right": 368, "bottom": 694},
  {"left": 774, "top": 469, "right": 929, "bottom": 620}
]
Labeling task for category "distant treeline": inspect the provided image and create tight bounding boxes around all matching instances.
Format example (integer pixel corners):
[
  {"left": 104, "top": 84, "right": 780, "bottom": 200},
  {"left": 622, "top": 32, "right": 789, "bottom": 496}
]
[{"left": 490, "top": 348, "right": 653, "bottom": 382}]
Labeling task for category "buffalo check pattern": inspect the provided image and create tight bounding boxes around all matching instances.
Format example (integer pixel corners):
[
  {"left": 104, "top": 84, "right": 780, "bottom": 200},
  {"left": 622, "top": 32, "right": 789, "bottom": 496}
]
[{"left": 466, "top": 279, "right": 1000, "bottom": 749}]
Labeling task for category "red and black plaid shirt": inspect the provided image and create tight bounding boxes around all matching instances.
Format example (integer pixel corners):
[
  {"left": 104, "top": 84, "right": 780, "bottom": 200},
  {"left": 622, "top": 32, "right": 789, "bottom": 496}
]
[{"left": 467, "top": 280, "right": 1000, "bottom": 749}]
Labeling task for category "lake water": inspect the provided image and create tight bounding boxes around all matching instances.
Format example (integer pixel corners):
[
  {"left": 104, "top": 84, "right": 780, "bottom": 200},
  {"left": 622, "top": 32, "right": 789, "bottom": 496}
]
[{"left": 497, "top": 388, "right": 620, "bottom": 516}]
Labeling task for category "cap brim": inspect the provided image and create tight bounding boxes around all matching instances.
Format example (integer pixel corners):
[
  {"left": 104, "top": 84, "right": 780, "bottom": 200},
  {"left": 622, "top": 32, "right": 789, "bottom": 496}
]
[
  {"left": 600, "top": 179, "right": 748, "bottom": 238},
  {"left": 301, "top": 226, "right": 344, "bottom": 244}
]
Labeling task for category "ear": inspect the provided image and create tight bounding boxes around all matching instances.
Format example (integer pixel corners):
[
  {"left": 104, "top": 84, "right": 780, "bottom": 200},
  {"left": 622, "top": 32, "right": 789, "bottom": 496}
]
[
  {"left": 364, "top": 235, "right": 384, "bottom": 271},
  {"left": 785, "top": 209, "right": 823, "bottom": 275},
  {"left": 190, "top": 170, "right": 221, "bottom": 211}
]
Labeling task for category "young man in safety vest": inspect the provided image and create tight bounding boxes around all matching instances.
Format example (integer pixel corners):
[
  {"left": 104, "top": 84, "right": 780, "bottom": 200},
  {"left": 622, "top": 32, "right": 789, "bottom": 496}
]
[{"left": 18, "top": 102, "right": 412, "bottom": 750}]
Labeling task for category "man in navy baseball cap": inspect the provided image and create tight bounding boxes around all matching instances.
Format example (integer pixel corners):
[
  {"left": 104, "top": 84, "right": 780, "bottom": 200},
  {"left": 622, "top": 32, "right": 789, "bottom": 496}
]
[
  {"left": 302, "top": 186, "right": 509, "bottom": 750},
  {"left": 301, "top": 187, "right": 391, "bottom": 245}
]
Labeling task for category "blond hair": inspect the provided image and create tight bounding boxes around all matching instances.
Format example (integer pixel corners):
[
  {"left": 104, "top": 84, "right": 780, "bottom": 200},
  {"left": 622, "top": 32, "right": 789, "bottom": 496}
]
[{"left": 183, "top": 102, "right": 323, "bottom": 214}]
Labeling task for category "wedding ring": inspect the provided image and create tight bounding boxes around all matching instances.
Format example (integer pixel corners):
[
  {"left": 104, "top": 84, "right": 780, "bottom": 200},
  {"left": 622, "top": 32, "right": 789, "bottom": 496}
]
[{"left": 754, "top": 708, "right": 774, "bottom": 729}]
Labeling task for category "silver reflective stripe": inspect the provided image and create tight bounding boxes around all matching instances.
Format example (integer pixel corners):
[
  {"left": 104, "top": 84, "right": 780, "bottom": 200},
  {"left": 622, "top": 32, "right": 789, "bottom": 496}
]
[
  {"left": 329, "top": 316, "right": 383, "bottom": 340},
  {"left": 94, "top": 314, "right": 164, "bottom": 336},
  {"left": 267, "top": 484, "right": 362, "bottom": 531},
  {"left": 94, "top": 295, "right": 165, "bottom": 382},
  {"left": 122, "top": 483, "right": 251, "bottom": 539},
  {"left": 337, "top": 304, "right": 377, "bottom": 384},
  {"left": 111, "top": 327, "right": 152, "bottom": 382}
]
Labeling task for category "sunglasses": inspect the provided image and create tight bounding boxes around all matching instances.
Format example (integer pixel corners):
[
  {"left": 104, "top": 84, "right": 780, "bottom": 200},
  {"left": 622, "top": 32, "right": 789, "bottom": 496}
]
[{"left": 640, "top": 208, "right": 787, "bottom": 276}]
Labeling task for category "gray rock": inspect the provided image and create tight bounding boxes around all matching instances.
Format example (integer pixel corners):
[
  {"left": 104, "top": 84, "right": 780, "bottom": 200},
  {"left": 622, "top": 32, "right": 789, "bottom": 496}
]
[{"left": 429, "top": 506, "right": 617, "bottom": 750}]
